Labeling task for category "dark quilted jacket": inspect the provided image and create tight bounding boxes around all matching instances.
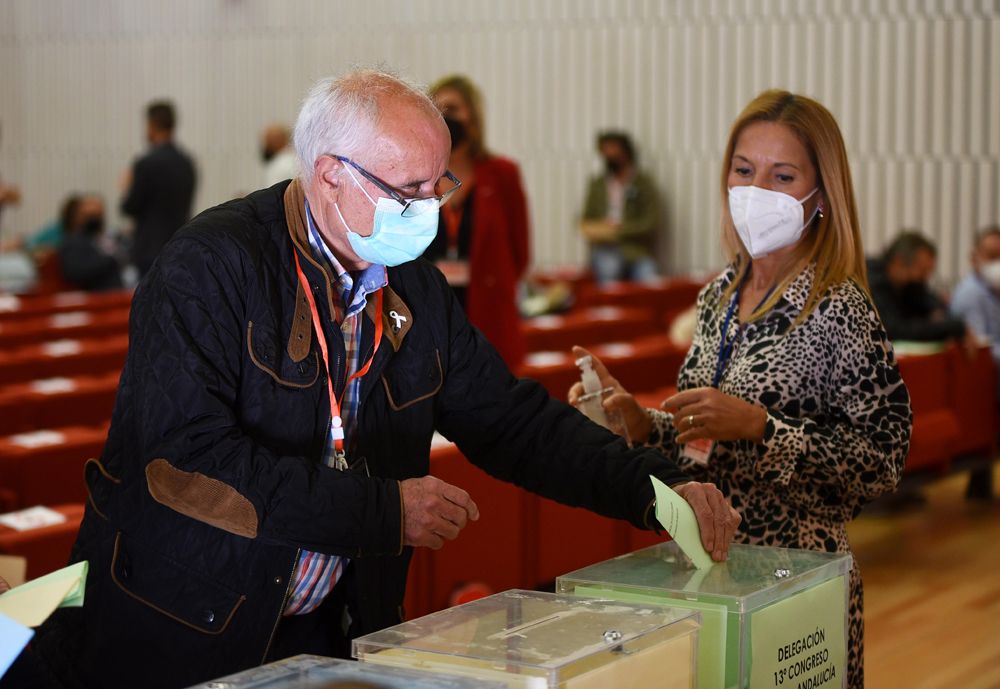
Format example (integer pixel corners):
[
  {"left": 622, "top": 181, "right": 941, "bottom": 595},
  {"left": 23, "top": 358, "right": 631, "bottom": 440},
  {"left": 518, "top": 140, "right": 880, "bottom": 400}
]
[{"left": 37, "top": 181, "right": 688, "bottom": 689}]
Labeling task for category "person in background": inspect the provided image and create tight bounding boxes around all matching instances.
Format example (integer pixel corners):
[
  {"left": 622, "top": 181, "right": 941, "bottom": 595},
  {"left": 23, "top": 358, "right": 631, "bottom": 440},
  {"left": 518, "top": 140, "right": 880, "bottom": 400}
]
[
  {"left": 261, "top": 123, "right": 299, "bottom": 187},
  {"left": 867, "top": 231, "right": 969, "bottom": 344},
  {"left": 950, "top": 225, "right": 1000, "bottom": 501},
  {"left": 21, "top": 70, "right": 739, "bottom": 689},
  {"left": 579, "top": 131, "right": 661, "bottom": 284},
  {"left": 26, "top": 194, "right": 84, "bottom": 255},
  {"left": 121, "top": 100, "right": 197, "bottom": 276},
  {"left": 423, "top": 74, "right": 530, "bottom": 369},
  {"left": 571, "top": 90, "right": 912, "bottom": 689},
  {"left": 57, "top": 193, "right": 123, "bottom": 291}
]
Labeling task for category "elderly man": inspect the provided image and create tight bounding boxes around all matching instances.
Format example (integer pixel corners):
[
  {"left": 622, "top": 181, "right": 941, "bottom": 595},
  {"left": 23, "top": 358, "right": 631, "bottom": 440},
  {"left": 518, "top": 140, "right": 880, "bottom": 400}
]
[{"left": 28, "top": 71, "right": 738, "bottom": 689}]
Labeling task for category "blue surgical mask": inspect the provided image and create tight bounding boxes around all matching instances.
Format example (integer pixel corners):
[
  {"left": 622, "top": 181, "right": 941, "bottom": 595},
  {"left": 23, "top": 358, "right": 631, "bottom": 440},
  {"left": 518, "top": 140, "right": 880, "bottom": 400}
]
[{"left": 335, "top": 166, "right": 438, "bottom": 267}]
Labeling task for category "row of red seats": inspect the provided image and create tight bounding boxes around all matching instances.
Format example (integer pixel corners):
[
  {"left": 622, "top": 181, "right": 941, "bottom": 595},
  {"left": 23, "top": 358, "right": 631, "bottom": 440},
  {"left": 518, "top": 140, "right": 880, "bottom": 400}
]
[
  {"left": 897, "top": 345, "right": 997, "bottom": 473},
  {"left": 0, "top": 307, "right": 130, "bottom": 349},
  {"left": 0, "top": 289, "right": 132, "bottom": 324}
]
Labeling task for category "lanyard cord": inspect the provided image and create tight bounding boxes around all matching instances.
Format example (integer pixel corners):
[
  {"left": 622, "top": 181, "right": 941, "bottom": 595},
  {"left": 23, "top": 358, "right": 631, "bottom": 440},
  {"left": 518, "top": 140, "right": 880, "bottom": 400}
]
[
  {"left": 292, "top": 249, "right": 383, "bottom": 453},
  {"left": 712, "top": 278, "right": 776, "bottom": 389}
]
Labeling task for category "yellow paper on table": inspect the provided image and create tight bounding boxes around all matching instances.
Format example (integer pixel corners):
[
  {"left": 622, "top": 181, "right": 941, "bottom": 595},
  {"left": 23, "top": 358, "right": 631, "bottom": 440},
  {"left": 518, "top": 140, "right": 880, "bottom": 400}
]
[
  {"left": 0, "top": 561, "right": 88, "bottom": 627},
  {"left": 650, "top": 476, "right": 714, "bottom": 570}
]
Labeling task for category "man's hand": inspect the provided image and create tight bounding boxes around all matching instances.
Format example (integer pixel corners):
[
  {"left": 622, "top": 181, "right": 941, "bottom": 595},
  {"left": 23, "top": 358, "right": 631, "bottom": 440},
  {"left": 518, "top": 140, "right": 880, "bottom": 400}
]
[
  {"left": 664, "top": 387, "right": 768, "bottom": 444},
  {"left": 568, "top": 346, "right": 652, "bottom": 444},
  {"left": 400, "top": 476, "right": 480, "bottom": 550},
  {"left": 673, "top": 481, "right": 742, "bottom": 561}
]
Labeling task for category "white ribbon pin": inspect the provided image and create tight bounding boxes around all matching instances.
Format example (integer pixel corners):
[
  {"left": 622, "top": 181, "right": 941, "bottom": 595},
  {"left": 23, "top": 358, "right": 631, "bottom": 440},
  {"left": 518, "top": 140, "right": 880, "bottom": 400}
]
[{"left": 389, "top": 310, "right": 407, "bottom": 331}]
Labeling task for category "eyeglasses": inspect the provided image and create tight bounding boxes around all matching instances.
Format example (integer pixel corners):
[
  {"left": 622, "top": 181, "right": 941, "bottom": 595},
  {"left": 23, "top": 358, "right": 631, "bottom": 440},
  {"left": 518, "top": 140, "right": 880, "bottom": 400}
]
[{"left": 334, "top": 155, "right": 462, "bottom": 218}]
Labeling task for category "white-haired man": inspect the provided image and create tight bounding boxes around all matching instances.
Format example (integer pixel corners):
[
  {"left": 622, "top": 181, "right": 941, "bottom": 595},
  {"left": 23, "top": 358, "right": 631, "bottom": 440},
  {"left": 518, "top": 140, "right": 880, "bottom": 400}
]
[{"left": 25, "top": 71, "right": 739, "bottom": 689}]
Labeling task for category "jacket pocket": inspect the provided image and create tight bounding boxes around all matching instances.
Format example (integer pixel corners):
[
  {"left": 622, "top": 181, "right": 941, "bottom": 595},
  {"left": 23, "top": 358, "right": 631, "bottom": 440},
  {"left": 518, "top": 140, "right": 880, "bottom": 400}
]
[
  {"left": 381, "top": 349, "right": 443, "bottom": 411},
  {"left": 247, "top": 321, "right": 320, "bottom": 389},
  {"left": 110, "top": 531, "right": 246, "bottom": 635}
]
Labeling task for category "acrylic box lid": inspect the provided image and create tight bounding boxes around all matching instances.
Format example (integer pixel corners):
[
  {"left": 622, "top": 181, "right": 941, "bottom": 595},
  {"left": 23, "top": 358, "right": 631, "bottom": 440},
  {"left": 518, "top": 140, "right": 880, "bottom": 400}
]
[
  {"left": 557, "top": 542, "right": 852, "bottom": 614},
  {"left": 352, "top": 589, "right": 699, "bottom": 681},
  {"left": 187, "top": 654, "right": 506, "bottom": 689}
]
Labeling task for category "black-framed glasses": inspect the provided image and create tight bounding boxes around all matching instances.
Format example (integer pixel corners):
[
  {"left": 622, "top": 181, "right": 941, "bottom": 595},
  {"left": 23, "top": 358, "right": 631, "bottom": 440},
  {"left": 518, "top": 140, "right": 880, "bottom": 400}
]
[{"left": 334, "top": 155, "right": 462, "bottom": 218}]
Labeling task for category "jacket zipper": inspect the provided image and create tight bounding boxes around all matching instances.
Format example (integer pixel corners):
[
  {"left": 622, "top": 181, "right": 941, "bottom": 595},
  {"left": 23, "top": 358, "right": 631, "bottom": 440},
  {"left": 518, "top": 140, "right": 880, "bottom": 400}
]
[{"left": 261, "top": 548, "right": 299, "bottom": 664}]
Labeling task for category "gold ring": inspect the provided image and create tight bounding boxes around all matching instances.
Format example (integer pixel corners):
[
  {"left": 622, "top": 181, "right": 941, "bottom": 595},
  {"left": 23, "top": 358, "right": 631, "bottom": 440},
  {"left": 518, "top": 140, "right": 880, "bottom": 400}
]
[{"left": 687, "top": 415, "right": 695, "bottom": 428}]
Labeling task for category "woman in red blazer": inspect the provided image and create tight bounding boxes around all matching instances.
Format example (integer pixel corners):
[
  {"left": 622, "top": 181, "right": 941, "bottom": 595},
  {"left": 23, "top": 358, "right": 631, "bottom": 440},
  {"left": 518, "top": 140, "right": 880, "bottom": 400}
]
[{"left": 425, "top": 75, "right": 531, "bottom": 368}]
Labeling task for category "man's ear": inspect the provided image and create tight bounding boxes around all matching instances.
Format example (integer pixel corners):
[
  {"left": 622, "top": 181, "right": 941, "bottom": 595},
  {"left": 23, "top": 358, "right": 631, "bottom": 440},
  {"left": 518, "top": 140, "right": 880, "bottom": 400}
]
[{"left": 313, "top": 155, "right": 343, "bottom": 201}]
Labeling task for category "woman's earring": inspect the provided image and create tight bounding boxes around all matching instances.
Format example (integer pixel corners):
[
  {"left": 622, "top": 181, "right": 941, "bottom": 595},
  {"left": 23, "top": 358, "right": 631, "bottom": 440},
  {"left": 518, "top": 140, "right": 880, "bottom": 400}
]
[{"left": 817, "top": 205, "right": 825, "bottom": 219}]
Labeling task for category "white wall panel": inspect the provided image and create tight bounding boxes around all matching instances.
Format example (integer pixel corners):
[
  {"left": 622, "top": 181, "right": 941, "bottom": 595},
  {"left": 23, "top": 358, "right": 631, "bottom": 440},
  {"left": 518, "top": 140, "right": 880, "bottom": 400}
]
[{"left": 0, "top": 0, "right": 997, "bottom": 285}]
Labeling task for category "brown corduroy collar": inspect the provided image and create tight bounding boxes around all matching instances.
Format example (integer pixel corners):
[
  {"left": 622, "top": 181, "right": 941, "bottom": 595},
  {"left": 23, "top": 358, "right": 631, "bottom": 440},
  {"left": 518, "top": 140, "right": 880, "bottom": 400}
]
[{"left": 282, "top": 179, "right": 412, "bottom": 359}]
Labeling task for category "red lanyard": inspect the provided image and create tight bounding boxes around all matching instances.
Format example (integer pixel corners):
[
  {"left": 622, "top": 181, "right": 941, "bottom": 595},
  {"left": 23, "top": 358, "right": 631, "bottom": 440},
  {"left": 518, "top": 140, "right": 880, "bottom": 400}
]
[{"left": 293, "top": 249, "right": 383, "bottom": 454}]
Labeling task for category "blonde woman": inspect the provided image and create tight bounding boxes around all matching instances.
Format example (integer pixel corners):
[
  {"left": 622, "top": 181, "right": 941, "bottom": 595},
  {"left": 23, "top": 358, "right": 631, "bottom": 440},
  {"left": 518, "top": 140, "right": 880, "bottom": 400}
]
[{"left": 572, "top": 90, "right": 912, "bottom": 688}]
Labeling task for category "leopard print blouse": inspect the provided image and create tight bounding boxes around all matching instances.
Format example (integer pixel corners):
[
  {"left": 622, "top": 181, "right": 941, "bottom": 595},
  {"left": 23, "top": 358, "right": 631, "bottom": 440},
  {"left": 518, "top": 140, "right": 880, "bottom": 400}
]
[{"left": 646, "top": 263, "right": 912, "bottom": 689}]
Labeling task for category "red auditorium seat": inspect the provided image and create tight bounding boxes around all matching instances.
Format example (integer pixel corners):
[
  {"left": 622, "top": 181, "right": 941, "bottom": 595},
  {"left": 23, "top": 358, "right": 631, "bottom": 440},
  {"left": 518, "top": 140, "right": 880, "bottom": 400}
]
[
  {"left": 0, "top": 372, "right": 120, "bottom": 435},
  {"left": 0, "top": 289, "right": 133, "bottom": 324},
  {"left": 0, "top": 307, "right": 130, "bottom": 349},
  {"left": 0, "top": 334, "right": 129, "bottom": 385},
  {"left": 896, "top": 350, "right": 961, "bottom": 473},
  {"left": 522, "top": 306, "right": 657, "bottom": 353},
  {"left": 946, "top": 345, "right": 998, "bottom": 460},
  {"left": 0, "top": 504, "right": 84, "bottom": 580},
  {"left": 577, "top": 277, "right": 706, "bottom": 315},
  {"left": 0, "top": 425, "right": 108, "bottom": 510}
]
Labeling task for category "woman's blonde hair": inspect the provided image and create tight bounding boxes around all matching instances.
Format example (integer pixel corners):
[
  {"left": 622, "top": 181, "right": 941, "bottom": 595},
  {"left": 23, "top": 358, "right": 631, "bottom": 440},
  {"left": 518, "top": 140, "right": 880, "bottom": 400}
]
[
  {"left": 428, "top": 74, "right": 488, "bottom": 160},
  {"left": 720, "top": 90, "right": 868, "bottom": 323}
]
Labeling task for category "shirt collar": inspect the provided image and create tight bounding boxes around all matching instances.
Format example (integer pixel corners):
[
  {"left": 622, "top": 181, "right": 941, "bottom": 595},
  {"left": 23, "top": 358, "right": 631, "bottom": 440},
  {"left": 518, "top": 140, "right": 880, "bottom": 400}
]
[{"left": 303, "top": 198, "right": 387, "bottom": 318}]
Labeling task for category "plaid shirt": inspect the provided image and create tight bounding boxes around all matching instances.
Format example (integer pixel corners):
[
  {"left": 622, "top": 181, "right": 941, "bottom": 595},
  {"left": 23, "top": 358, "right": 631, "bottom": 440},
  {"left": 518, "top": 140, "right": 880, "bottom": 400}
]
[{"left": 283, "top": 200, "right": 387, "bottom": 616}]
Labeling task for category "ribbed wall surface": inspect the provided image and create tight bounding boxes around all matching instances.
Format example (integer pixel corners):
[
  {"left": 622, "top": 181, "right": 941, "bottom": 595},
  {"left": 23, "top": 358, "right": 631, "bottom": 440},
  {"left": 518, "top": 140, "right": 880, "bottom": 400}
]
[{"left": 0, "top": 0, "right": 997, "bottom": 283}]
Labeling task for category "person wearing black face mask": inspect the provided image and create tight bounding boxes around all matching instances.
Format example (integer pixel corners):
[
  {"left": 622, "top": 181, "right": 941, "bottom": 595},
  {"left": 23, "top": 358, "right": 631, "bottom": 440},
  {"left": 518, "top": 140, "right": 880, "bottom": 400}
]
[
  {"left": 57, "top": 193, "right": 124, "bottom": 291},
  {"left": 580, "top": 130, "right": 662, "bottom": 284},
  {"left": 424, "top": 74, "right": 532, "bottom": 369},
  {"left": 866, "top": 230, "right": 970, "bottom": 344}
]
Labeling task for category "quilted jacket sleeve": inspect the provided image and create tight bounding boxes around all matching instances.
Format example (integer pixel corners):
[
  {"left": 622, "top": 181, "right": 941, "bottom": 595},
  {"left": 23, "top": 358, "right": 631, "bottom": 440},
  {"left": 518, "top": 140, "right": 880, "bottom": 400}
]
[
  {"left": 432, "top": 270, "right": 690, "bottom": 530},
  {"left": 125, "top": 233, "right": 402, "bottom": 557}
]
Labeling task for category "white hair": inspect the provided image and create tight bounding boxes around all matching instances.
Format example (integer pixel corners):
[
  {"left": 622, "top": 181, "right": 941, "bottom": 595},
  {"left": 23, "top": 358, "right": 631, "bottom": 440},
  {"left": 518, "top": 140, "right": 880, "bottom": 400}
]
[{"left": 293, "top": 70, "right": 439, "bottom": 184}]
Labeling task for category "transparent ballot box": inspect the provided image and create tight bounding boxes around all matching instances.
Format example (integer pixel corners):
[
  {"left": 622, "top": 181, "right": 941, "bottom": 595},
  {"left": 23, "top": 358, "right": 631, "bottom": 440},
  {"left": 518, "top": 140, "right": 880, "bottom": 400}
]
[
  {"left": 557, "top": 542, "right": 851, "bottom": 689},
  {"left": 187, "top": 654, "right": 505, "bottom": 689},
  {"left": 353, "top": 589, "right": 700, "bottom": 688}
]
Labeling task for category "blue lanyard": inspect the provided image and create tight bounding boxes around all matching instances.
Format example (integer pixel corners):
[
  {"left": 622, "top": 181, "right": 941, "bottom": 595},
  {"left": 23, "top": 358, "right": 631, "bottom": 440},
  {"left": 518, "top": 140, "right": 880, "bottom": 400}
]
[{"left": 712, "top": 280, "right": 776, "bottom": 388}]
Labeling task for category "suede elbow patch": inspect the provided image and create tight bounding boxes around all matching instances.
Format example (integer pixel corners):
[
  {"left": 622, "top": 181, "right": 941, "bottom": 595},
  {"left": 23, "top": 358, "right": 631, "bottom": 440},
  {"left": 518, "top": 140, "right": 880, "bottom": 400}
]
[{"left": 145, "top": 459, "right": 259, "bottom": 539}]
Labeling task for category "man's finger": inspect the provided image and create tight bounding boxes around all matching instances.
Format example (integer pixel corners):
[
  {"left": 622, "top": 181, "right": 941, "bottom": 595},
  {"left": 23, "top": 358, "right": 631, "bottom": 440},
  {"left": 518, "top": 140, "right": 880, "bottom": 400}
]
[
  {"left": 435, "top": 498, "right": 469, "bottom": 530},
  {"left": 678, "top": 483, "right": 716, "bottom": 553},
  {"left": 441, "top": 483, "right": 479, "bottom": 522},
  {"left": 706, "top": 486, "right": 731, "bottom": 561}
]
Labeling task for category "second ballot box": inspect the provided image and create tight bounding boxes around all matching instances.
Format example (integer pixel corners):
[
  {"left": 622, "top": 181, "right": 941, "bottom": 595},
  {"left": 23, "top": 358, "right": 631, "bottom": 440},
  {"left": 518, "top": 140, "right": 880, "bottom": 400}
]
[
  {"left": 187, "top": 654, "right": 505, "bottom": 689},
  {"left": 353, "top": 589, "right": 700, "bottom": 688},
  {"left": 556, "top": 542, "right": 851, "bottom": 689}
]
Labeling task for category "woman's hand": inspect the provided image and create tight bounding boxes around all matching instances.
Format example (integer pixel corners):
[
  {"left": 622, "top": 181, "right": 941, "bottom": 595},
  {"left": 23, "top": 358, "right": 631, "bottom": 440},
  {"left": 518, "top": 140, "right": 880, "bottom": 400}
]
[
  {"left": 664, "top": 387, "right": 768, "bottom": 445},
  {"left": 567, "top": 346, "right": 652, "bottom": 444}
]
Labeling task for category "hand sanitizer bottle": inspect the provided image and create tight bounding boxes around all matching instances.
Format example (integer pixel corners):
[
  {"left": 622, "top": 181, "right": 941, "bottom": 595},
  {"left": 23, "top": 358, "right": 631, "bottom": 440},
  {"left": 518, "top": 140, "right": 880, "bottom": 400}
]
[{"left": 575, "top": 355, "right": 610, "bottom": 428}]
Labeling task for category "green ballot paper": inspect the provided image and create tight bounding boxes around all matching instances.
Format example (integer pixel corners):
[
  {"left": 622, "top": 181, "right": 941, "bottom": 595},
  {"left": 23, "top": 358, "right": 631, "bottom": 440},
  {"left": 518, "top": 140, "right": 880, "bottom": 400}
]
[
  {"left": 650, "top": 476, "right": 714, "bottom": 570},
  {"left": 0, "top": 560, "right": 88, "bottom": 627}
]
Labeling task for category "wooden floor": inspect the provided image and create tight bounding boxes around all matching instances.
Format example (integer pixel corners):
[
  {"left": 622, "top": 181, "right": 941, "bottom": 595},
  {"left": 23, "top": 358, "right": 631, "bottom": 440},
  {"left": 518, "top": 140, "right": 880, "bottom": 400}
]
[{"left": 848, "top": 465, "right": 1000, "bottom": 689}]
